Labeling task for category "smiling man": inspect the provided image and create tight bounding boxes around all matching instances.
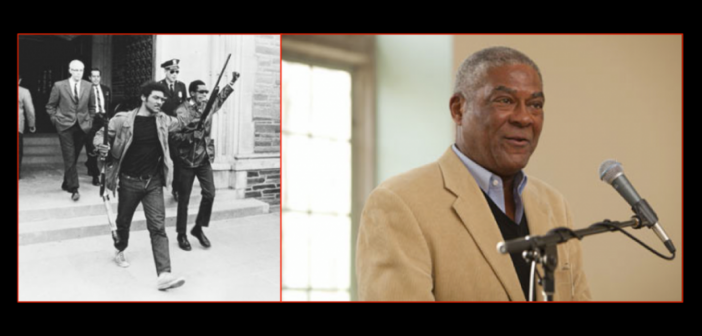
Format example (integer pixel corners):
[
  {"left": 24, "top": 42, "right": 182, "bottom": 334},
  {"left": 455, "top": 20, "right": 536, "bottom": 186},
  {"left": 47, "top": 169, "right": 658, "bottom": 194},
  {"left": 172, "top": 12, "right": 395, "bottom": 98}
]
[{"left": 356, "top": 47, "right": 591, "bottom": 301}]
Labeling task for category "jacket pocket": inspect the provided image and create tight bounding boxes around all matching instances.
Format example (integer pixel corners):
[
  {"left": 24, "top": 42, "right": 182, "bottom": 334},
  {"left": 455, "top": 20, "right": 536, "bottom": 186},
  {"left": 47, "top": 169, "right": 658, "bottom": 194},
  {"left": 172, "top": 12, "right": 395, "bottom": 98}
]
[{"left": 55, "top": 112, "right": 68, "bottom": 124}]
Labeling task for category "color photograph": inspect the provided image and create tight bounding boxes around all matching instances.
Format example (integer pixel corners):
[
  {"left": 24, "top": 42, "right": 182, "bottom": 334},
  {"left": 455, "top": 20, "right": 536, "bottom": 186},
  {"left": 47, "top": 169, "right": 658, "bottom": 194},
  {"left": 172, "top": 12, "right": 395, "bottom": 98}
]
[{"left": 281, "top": 34, "right": 682, "bottom": 302}]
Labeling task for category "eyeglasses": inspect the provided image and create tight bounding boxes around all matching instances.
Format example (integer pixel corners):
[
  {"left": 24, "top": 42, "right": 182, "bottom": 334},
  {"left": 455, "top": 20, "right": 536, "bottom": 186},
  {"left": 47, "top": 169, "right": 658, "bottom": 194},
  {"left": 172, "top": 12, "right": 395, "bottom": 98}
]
[
  {"left": 169, "top": 70, "right": 179, "bottom": 74},
  {"left": 197, "top": 90, "right": 209, "bottom": 94}
]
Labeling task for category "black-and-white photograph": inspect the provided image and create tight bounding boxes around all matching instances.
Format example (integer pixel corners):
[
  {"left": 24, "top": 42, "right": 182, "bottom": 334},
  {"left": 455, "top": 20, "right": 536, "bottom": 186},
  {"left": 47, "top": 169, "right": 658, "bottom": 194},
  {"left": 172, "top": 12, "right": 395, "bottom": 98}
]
[{"left": 18, "top": 34, "right": 280, "bottom": 301}]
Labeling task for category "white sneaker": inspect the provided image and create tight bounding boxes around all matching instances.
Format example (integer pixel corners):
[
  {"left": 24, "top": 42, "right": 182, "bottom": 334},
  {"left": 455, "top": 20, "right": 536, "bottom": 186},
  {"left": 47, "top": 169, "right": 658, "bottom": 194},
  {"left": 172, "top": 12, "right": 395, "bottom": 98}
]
[
  {"left": 157, "top": 272, "right": 185, "bottom": 290},
  {"left": 114, "top": 250, "right": 130, "bottom": 268}
]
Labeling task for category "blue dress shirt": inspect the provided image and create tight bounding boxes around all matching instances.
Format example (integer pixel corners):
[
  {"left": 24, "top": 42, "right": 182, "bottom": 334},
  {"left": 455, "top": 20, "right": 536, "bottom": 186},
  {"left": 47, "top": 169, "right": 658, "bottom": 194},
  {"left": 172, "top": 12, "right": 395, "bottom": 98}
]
[{"left": 451, "top": 144, "right": 528, "bottom": 224}]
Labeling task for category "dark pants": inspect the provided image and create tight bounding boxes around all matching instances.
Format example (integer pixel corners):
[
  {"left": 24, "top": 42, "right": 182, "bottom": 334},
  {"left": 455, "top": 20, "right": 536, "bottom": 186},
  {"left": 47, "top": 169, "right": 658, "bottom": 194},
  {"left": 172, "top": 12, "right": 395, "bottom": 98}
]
[
  {"left": 115, "top": 172, "right": 171, "bottom": 275},
  {"left": 57, "top": 123, "right": 86, "bottom": 192},
  {"left": 84, "top": 115, "right": 105, "bottom": 177},
  {"left": 176, "top": 160, "right": 215, "bottom": 234},
  {"left": 18, "top": 132, "right": 23, "bottom": 178}
]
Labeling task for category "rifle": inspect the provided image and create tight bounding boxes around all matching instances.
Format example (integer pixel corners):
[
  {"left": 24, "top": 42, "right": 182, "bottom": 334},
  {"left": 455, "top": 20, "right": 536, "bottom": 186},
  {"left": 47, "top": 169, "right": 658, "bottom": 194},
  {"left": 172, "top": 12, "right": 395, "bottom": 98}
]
[
  {"left": 98, "top": 112, "right": 119, "bottom": 244},
  {"left": 198, "top": 53, "right": 232, "bottom": 130}
]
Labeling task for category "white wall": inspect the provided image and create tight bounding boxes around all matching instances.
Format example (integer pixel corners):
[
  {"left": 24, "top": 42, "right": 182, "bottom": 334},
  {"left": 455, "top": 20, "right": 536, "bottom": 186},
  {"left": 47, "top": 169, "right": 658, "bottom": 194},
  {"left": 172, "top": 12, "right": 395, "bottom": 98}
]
[
  {"left": 375, "top": 35, "right": 454, "bottom": 185},
  {"left": 154, "top": 35, "right": 215, "bottom": 91}
]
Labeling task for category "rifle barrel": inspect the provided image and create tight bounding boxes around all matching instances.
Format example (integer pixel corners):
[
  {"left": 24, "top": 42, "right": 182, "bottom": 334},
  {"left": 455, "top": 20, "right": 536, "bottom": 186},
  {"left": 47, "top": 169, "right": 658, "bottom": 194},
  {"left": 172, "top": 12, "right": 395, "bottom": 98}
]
[{"left": 199, "top": 54, "right": 232, "bottom": 129}]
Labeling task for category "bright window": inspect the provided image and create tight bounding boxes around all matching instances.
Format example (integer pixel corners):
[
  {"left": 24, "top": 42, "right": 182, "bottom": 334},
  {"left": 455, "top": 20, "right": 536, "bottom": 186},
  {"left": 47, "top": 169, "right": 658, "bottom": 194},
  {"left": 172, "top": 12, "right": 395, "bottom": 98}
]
[{"left": 282, "top": 60, "right": 352, "bottom": 301}]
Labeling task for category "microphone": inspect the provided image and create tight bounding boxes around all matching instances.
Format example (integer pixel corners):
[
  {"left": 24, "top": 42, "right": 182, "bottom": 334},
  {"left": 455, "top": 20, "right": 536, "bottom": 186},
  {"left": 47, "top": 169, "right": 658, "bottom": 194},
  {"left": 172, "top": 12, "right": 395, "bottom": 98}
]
[{"left": 599, "top": 160, "right": 676, "bottom": 254}]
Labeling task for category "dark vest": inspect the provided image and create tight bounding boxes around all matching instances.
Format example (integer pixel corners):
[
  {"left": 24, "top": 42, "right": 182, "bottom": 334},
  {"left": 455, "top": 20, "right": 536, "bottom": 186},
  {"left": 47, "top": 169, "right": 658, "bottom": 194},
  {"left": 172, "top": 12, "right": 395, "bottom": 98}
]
[{"left": 481, "top": 191, "right": 532, "bottom": 300}]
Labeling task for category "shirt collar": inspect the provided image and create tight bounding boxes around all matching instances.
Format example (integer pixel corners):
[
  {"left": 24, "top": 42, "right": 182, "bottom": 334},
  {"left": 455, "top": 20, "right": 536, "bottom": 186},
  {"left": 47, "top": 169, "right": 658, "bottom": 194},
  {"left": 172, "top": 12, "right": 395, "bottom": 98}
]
[{"left": 451, "top": 144, "right": 528, "bottom": 196}]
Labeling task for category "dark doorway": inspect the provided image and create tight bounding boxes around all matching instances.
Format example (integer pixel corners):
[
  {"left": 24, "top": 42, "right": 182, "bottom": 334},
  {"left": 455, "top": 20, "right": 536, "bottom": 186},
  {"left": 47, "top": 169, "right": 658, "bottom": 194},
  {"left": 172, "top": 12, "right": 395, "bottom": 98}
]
[
  {"left": 18, "top": 34, "right": 155, "bottom": 132},
  {"left": 111, "top": 35, "right": 155, "bottom": 112},
  {"left": 18, "top": 35, "right": 93, "bottom": 134}
]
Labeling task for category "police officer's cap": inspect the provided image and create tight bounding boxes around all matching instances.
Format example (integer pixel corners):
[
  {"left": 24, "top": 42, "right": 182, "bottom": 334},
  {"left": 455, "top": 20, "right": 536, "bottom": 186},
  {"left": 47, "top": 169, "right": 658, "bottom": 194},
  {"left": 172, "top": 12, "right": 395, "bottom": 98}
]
[{"left": 161, "top": 59, "right": 180, "bottom": 69}]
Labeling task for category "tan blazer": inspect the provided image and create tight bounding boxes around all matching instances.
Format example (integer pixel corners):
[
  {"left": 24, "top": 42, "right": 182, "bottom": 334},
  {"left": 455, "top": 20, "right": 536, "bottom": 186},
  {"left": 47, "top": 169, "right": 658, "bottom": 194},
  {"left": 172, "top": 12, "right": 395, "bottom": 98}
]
[{"left": 357, "top": 147, "right": 591, "bottom": 301}]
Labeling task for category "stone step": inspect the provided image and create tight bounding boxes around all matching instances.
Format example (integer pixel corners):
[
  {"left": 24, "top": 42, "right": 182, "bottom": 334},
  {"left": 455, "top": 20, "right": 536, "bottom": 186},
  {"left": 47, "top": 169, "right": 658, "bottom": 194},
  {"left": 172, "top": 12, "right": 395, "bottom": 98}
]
[
  {"left": 23, "top": 152, "right": 89, "bottom": 165},
  {"left": 19, "top": 198, "right": 270, "bottom": 245},
  {"left": 20, "top": 185, "right": 226, "bottom": 222},
  {"left": 24, "top": 145, "right": 66, "bottom": 155},
  {"left": 22, "top": 133, "right": 88, "bottom": 164},
  {"left": 23, "top": 134, "right": 61, "bottom": 146}
]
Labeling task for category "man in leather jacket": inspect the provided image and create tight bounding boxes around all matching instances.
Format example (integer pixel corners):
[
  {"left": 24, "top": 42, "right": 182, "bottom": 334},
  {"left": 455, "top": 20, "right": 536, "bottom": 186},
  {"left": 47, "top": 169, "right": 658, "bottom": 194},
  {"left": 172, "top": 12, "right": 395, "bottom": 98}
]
[
  {"left": 172, "top": 72, "right": 240, "bottom": 251},
  {"left": 94, "top": 81, "right": 188, "bottom": 291}
]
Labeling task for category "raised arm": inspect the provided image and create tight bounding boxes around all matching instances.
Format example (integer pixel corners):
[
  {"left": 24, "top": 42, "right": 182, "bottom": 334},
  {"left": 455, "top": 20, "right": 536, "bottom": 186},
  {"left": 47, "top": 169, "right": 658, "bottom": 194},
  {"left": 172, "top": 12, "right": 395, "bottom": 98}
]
[{"left": 203, "top": 72, "right": 240, "bottom": 124}]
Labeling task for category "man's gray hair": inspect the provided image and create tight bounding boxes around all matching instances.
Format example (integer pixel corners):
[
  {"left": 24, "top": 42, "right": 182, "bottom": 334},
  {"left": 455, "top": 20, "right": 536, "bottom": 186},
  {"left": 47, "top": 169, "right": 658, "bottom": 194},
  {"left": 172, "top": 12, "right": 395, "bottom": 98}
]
[{"left": 454, "top": 46, "right": 542, "bottom": 104}]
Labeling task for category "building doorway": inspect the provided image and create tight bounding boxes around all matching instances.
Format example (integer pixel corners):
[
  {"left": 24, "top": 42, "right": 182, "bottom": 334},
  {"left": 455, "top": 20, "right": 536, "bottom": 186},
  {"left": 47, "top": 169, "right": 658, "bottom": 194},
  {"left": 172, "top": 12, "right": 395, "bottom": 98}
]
[
  {"left": 18, "top": 34, "right": 156, "bottom": 133},
  {"left": 19, "top": 35, "right": 93, "bottom": 134}
]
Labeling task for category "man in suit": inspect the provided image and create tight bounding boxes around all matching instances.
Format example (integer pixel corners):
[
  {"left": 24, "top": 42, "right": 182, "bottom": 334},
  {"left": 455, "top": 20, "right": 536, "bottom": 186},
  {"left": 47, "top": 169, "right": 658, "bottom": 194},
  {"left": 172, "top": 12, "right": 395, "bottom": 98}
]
[
  {"left": 158, "top": 59, "right": 187, "bottom": 202},
  {"left": 45, "top": 60, "right": 94, "bottom": 201},
  {"left": 356, "top": 47, "right": 591, "bottom": 301},
  {"left": 84, "top": 68, "right": 112, "bottom": 186},
  {"left": 19, "top": 77, "right": 36, "bottom": 179}
]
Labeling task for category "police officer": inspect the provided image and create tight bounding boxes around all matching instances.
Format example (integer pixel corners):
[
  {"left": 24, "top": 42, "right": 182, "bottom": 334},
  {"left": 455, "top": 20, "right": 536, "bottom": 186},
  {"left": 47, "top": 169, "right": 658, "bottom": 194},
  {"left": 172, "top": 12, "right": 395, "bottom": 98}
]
[{"left": 158, "top": 59, "right": 187, "bottom": 201}]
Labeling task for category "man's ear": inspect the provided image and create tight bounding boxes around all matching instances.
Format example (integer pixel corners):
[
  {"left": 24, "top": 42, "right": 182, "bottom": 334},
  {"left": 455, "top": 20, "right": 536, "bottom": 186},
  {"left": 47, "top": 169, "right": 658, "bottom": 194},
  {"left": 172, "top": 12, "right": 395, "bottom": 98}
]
[{"left": 450, "top": 93, "right": 466, "bottom": 125}]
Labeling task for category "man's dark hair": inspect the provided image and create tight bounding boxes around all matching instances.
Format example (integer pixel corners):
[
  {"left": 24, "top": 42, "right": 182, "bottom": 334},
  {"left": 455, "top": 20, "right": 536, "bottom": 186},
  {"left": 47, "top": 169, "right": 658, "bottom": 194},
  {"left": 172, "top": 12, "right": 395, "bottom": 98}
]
[
  {"left": 140, "top": 80, "right": 168, "bottom": 99},
  {"left": 91, "top": 68, "right": 101, "bottom": 75},
  {"left": 189, "top": 80, "right": 206, "bottom": 95}
]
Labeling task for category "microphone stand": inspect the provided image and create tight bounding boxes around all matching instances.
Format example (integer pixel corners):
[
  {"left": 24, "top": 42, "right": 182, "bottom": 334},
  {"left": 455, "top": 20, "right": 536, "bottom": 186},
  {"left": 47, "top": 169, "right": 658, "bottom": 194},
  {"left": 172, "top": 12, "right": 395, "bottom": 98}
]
[{"left": 497, "top": 216, "right": 642, "bottom": 301}]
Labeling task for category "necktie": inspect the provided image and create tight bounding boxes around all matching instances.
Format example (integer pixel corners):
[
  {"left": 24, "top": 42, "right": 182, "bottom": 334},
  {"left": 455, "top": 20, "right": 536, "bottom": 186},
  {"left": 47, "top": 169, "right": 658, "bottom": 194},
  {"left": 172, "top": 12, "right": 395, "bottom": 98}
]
[
  {"left": 170, "top": 83, "right": 174, "bottom": 95},
  {"left": 74, "top": 82, "right": 79, "bottom": 103},
  {"left": 94, "top": 85, "right": 102, "bottom": 113}
]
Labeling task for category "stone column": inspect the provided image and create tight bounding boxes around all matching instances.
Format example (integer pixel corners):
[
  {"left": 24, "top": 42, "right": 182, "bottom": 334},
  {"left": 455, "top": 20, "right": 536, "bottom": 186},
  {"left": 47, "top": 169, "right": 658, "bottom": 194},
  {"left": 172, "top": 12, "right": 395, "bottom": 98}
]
[{"left": 207, "top": 35, "right": 254, "bottom": 197}]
